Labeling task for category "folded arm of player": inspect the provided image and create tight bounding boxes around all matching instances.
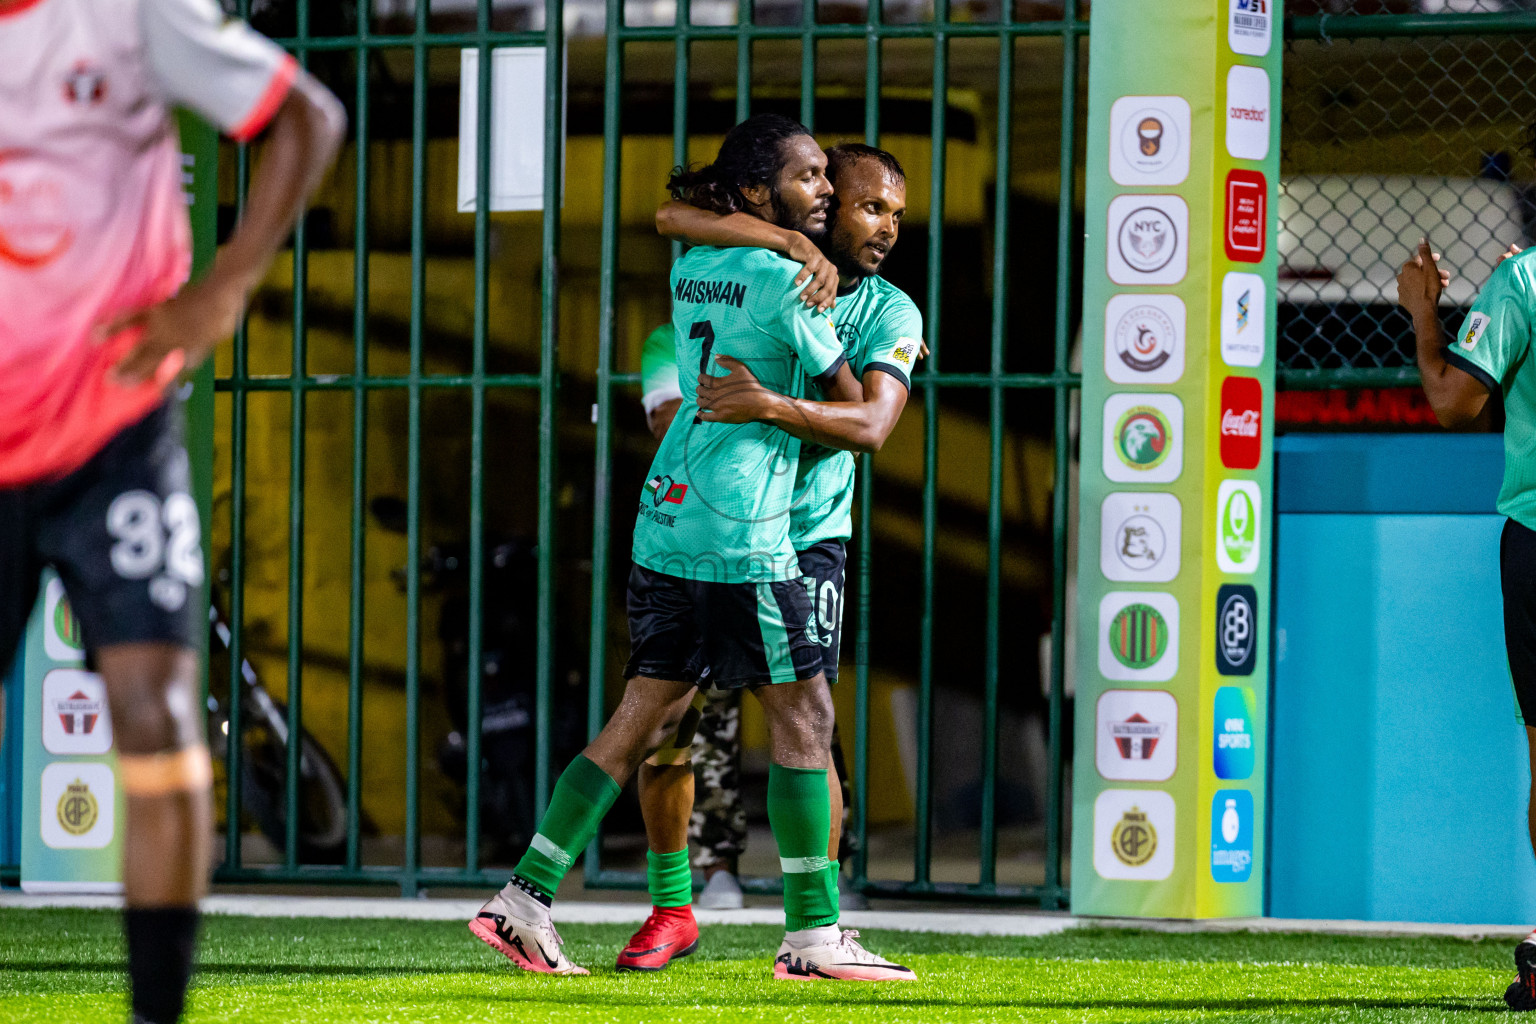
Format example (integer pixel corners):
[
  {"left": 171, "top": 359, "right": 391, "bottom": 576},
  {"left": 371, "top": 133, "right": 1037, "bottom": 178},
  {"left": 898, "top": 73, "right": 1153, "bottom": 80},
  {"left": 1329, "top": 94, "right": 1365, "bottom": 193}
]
[
  {"left": 1398, "top": 238, "right": 1492, "bottom": 429},
  {"left": 656, "top": 200, "right": 839, "bottom": 312},
  {"left": 697, "top": 354, "right": 907, "bottom": 455},
  {"left": 108, "top": 55, "right": 346, "bottom": 385}
]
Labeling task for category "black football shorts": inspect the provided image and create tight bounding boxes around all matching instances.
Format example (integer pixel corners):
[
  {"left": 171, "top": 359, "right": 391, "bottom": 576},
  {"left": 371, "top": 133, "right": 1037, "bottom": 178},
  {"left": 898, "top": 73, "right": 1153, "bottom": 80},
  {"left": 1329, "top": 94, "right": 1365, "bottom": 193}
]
[
  {"left": 623, "top": 563, "right": 824, "bottom": 689},
  {"left": 0, "top": 401, "right": 202, "bottom": 679}
]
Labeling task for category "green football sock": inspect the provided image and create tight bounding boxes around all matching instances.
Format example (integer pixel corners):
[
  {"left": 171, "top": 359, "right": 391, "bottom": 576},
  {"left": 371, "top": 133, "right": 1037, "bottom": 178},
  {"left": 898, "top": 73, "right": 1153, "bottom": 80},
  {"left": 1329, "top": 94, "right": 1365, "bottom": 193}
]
[
  {"left": 511, "top": 755, "right": 621, "bottom": 899},
  {"left": 767, "top": 763, "right": 839, "bottom": 931},
  {"left": 832, "top": 858, "right": 841, "bottom": 902},
  {"left": 647, "top": 848, "right": 693, "bottom": 909}
]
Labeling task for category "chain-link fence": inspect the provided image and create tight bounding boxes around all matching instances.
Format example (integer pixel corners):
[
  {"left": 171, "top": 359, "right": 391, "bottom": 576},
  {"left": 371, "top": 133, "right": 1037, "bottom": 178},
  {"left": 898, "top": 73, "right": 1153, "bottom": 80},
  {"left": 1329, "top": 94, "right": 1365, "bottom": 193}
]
[{"left": 1280, "top": 14, "right": 1536, "bottom": 384}]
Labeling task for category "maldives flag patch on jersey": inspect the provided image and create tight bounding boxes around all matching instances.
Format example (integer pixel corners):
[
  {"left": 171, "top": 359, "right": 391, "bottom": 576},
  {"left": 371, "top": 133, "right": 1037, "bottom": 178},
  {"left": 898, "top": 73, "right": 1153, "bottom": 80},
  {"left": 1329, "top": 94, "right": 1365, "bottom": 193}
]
[{"left": 646, "top": 476, "right": 688, "bottom": 506}]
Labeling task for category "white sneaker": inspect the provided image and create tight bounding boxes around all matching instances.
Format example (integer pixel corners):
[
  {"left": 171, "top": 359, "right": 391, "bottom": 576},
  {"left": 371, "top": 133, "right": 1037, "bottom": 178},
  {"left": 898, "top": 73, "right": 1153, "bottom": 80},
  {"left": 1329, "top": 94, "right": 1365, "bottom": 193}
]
[
  {"left": 696, "top": 870, "right": 744, "bottom": 909},
  {"left": 468, "top": 888, "right": 589, "bottom": 975},
  {"left": 772, "top": 927, "right": 916, "bottom": 981}
]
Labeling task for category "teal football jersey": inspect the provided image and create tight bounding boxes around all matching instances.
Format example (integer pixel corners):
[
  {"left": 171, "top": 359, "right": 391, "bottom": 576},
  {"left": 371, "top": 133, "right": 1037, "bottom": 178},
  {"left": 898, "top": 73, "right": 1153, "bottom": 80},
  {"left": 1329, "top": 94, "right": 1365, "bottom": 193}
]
[
  {"left": 1445, "top": 249, "right": 1536, "bottom": 532},
  {"left": 632, "top": 246, "right": 846, "bottom": 583},
  {"left": 790, "top": 275, "right": 925, "bottom": 546},
  {"left": 640, "top": 323, "right": 680, "bottom": 414}
]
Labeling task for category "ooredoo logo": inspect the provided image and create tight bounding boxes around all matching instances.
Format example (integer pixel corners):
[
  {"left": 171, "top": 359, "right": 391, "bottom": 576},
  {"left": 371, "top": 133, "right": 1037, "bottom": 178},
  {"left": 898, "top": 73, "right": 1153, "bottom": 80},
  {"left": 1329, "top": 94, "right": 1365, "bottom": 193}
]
[
  {"left": 1225, "top": 170, "right": 1267, "bottom": 263},
  {"left": 1226, "top": 65, "right": 1271, "bottom": 161},
  {"left": 1219, "top": 377, "right": 1263, "bottom": 470}
]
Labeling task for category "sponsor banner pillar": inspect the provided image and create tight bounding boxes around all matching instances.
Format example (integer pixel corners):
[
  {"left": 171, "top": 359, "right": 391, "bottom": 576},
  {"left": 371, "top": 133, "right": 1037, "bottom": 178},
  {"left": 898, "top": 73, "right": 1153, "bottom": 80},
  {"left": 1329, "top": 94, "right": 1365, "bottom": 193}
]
[{"left": 1071, "top": 0, "right": 1279, "bottom": 917}]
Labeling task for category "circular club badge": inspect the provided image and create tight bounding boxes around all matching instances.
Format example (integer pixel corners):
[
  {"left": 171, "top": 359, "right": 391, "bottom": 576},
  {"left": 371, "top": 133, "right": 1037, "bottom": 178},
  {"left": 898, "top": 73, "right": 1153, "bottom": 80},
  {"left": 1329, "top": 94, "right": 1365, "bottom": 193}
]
[
  {"left": 1108, "top": 602, "right": 1170, "bottom": 672},
  {"left": 1113, "top": 513, "right": 1167, "bottom": 575},
  {"left": 1114, "top": 405, "right": 1172, "bottom": 472},
  {"left": 1113, "top": 303, "right": 1177, "bottom": 374},
  {"left": 1117, "top": 206, "right": 1179, "bottom": 274},
  {"left": 1119, "top": 107, "right": 1183, "bottom": 180}
]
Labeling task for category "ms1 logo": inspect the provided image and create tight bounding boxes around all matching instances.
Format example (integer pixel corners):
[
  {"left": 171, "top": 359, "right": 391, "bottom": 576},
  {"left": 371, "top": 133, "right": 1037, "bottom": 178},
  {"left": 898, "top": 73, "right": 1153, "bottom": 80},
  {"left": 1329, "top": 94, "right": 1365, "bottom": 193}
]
[{"left": 1216, "top": 584, "right": 1258, "bottom": 675}]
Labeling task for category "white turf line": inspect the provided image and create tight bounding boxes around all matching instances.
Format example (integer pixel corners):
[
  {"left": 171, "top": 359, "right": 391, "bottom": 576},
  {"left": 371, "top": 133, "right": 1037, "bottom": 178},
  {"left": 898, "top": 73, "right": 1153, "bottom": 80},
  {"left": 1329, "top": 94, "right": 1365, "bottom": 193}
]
[{"left": 0, "top": 892, "right": 1532, "bottom": 940}]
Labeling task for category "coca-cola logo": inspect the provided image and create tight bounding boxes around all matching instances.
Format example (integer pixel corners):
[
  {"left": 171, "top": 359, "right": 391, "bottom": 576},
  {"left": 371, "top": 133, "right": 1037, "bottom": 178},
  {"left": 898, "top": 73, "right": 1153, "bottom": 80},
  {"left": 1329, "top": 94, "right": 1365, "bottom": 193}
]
[
  {"left": 1221, "top": 409, "right": 1260, "bottom": 437},
  {"left": 1219, "top": 377, "right": 1263, "bottom": 470}
]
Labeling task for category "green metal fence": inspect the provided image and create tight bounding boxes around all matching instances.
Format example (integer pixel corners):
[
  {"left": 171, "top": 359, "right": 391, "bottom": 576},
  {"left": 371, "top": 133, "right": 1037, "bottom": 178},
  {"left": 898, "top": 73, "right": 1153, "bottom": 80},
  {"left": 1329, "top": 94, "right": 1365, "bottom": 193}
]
[{"left": 8, "top": 3, "right": 1533, "bottom": 900}]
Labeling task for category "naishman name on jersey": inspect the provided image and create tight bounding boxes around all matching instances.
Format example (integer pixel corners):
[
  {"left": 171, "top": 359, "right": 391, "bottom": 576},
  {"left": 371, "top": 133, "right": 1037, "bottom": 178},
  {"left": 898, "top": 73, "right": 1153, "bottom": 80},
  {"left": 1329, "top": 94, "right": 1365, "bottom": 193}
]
[{"left": 674, "top": 277, "right": 748, "bottom": 307}]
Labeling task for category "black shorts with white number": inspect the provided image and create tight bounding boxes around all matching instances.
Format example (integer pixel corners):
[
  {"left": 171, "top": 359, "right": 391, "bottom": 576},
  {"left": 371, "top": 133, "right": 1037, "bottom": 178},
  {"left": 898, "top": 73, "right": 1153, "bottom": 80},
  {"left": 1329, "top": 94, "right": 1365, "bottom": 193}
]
[
  {"left": 0, "top": 401, "right": 203, "bottom": 676},
  {"left": 797, "top": 539, "right": 846, "bottom": 683}
]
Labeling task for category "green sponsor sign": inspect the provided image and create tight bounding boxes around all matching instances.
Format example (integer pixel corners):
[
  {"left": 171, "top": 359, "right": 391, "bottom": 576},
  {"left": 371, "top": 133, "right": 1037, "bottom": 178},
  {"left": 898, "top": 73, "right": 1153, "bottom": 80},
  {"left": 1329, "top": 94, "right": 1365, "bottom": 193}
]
[{"left": 1072, "top": 0, "right": 1281, "bottom": 918}]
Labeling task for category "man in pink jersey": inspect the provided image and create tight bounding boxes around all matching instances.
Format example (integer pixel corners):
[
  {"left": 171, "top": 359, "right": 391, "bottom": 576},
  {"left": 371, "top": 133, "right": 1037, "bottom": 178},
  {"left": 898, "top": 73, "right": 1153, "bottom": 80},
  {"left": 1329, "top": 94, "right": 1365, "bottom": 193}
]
[{"left": 0, "top": 0, "right": 343, "bottom": 1020}]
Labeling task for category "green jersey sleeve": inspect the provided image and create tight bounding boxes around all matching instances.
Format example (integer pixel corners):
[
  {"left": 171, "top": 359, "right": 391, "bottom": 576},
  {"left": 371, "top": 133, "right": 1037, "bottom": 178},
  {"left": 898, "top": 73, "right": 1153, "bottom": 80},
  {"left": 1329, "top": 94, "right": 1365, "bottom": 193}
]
[
  {"left": 1446, "top": 257, "right": 1533, "bottom": 392},
  {"left": 857, "top": 295, "right": 925, "bottom": 390},
  {"left": 753, "top": 268, "right": 847, "bottom": 385},
  {"left": 639, "top": 323, "right": 681, "bottom": 413}
]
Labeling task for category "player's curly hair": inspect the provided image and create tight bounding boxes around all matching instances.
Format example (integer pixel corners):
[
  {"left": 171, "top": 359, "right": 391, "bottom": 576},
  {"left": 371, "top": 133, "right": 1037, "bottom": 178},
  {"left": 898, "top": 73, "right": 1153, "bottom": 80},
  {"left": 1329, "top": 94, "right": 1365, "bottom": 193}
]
[
  {"left": 667, "top": 113, "right": 814, "bottom": 215},
  {"left": 824, "top": 142, "right": 906, "bottom": 184}
]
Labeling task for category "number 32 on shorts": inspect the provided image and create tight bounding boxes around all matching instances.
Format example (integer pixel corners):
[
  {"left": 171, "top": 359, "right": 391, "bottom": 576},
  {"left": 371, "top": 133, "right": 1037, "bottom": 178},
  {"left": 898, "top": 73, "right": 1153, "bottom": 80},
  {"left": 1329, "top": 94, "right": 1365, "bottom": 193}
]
[{"left": 107, "top": 490, "right": 204, "bottom": 612}]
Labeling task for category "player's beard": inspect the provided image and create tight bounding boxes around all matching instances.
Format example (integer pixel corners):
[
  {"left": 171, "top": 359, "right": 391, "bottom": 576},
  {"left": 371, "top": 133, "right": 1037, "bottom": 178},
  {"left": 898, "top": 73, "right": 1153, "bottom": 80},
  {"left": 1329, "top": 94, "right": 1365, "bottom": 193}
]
[{"left": 770, "top": 187, "right": 830, "bottom": 240}]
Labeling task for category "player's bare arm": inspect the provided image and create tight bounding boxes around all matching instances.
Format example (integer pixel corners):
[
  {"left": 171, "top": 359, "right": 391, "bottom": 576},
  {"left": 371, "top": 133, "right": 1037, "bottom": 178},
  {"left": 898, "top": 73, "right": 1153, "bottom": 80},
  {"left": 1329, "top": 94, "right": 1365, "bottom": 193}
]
[
  {"left": 106, "top": 71, "right": 346, "bottom": 385},
  {"left": 657, "top": 200, "right": 839, "bottom": 312},
  {"left": 697, "top": 354, "right": 905, "bottom": 454},
  {"left": 1397, "top": 238, "right": 1489, "bottom": 428}
]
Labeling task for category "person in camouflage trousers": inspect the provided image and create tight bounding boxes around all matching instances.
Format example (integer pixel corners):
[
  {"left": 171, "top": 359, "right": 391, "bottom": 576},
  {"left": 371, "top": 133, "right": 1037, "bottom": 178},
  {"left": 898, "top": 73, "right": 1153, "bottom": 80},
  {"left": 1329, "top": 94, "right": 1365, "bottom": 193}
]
[{"left": 689, "top": 689, "right": 858, "bottom": 876}]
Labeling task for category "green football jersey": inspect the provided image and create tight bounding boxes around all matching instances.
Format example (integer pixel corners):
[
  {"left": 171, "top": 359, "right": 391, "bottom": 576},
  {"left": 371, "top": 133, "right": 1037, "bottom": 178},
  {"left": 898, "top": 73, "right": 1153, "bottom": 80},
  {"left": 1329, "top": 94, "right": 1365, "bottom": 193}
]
[
  {"left": 791, "top": 275, "right": 925, "bottom": 546},
  {"left": 1446, "top": 249, "right": 1536, "bottom": 531},
  {"left": 632, "top": 246, "right": 847, "bottom": 583},
  {"left": 640, "top": 323, "right": 681, "bottom": 414}
]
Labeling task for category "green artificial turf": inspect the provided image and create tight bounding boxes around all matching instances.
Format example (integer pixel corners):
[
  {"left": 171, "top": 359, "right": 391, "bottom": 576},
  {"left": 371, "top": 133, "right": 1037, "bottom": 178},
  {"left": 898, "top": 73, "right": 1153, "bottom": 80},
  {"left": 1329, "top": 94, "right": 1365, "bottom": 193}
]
[{"left": 0, "top": 908, "right": 1522, "bottom": 1022}]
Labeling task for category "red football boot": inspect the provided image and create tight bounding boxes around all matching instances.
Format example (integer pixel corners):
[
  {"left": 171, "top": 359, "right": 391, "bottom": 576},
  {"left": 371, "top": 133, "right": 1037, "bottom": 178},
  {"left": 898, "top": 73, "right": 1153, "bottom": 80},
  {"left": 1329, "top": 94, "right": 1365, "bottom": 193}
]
[{"left": 615, "top": 905, "right": 700, "bottom": 972}]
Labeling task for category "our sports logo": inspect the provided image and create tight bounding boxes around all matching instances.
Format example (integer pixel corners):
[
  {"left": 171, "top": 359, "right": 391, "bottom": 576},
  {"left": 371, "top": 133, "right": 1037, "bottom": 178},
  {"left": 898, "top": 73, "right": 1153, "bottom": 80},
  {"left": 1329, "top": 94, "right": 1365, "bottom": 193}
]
[
  {"left": 1103, "top": 394, "right": 1183, "bottom": 484},
  {"left": 1109, "top": 96, "right": 1191, "bottom": 186},
  {"left": 1215, "top": 480, "right": 1262, "bottom": 573},
  {"left": 1105, "top": 294, "right": 1184, "bottom": 385},
  {"left": 1096, "top": 689, "right": 1179, "bottom": 782},
  {"left": 1108, "top": 603, "right": 1169, "bottom": 671},
  {"left": 1099, "top": 591, "right": 1179, "bottom": 682},
  {"left": 1107, "top": 195, "right": 1189, "bottom": 285},
  {"left": 1214, "top": 686, "right": 1257, "bottom": 779},
  {"left": 1093, "top": 789, "right": 1175, "bottom": 880},
  {"left": 1115, "top": 407, "right": 1171, "bottom": 470},
  {"left": 1216, "top": 585, "right": 1258, "bottom": 675},
  {"left": 1219, "top": 376, "right": 1263, "bottom": 470},
  {"left": 1100, "top": 492, "right": 1181, "bottom": 583}
]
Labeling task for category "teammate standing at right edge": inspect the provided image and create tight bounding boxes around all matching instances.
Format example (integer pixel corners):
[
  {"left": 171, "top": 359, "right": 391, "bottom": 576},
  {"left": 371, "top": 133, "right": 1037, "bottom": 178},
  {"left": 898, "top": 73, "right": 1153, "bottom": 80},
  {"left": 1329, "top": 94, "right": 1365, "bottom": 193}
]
[{"left": 1399, "top": 234, "right": 1536, "bottom": 1011}]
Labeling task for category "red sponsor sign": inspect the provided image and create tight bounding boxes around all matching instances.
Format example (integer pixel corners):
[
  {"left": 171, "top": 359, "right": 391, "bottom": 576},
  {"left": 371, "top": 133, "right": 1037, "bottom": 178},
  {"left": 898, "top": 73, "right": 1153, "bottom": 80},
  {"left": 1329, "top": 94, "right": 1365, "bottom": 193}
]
[
  {"left": 1224, "top": 169, "right": 1266, "bottom": 263},
  {"left": 1220, "top": 376, "right": 1263, "bottom": 470}
]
